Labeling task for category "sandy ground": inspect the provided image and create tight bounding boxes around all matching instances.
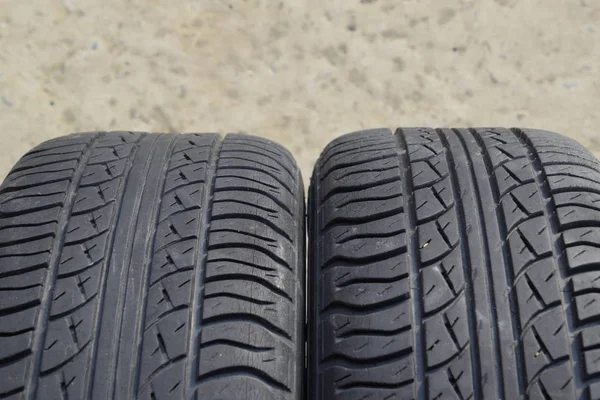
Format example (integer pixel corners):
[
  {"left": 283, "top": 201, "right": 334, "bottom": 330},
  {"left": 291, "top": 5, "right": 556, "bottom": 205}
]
[{"left": 0, "top": 0, "right": 598, "bottom": 185}]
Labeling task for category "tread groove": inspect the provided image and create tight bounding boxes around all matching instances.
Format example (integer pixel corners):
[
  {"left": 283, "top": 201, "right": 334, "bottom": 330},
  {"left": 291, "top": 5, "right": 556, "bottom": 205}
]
[
  {"left": 196, "top": 366, "right": 291, "bottom": 393},
  {"left": 470, "top": 128, "right": 527, "bottom": 398},
  {"left": 437, "top": 129, "right": 484, "bottom": 399},
  {"left": 395, "top": 128, "right": 426, "bottom": 399},
  {"left": 87, "top": 134, "right": 154, "bottom": 399},
  {"left": 210, "top": 213, "right": 293, "bottom": 242},
  {"left": 454, "top": 128, "right": 505, "bottom": 399},
  {"left": 205, "top": 273, "right": 293, "bottom": 302},
  {"left": 213, "top": 186, "right": 294, "bottom": 216},
  {"left": 129, "top": 135, "right": 179, "bottom": 398},
  {"left": 202, "top": 313, "right": 292, "bottom": 342},
  {"left": 323, "top": 206, "right": 404, "bottom": 231}
]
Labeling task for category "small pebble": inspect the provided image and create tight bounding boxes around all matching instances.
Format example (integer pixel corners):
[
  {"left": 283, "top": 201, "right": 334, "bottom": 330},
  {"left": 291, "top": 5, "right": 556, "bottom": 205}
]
[{"left": 1, "top": 96, "right": 13, "bottom": 107}]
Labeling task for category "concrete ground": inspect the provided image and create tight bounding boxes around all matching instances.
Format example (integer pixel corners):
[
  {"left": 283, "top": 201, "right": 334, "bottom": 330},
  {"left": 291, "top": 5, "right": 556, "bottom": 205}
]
[{"left": 0, "top": 0, "right": 598, "bottom": 185}]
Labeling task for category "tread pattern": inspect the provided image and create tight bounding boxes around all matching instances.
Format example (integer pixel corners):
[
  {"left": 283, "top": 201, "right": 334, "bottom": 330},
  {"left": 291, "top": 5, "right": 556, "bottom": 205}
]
[
  {"left": 309, "top": 129, "right": 414, "bottom": 400},
  {"left": 136, "top": 134, "right": 220, "bottom": 399},
  {"left": 0, "top": 133, "right": 101, "bottom": 400},
  {"left": 193, "top": 135, "right": 304, "bottom": 400},
  {"left": 309, "top": 127, "right": 600, "bottom": 399},
  {"left": 0, "top": 132, "right": 304, "bottom": 400},
  {"left": 36, "top": 132, "right": 145, "bottom": 400}
]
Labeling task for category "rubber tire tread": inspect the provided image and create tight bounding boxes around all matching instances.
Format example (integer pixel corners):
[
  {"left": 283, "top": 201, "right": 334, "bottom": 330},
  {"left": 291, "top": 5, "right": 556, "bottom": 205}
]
[
  {"left": 0, "top": 132, "right": 305, "bottom": 400},
  {"left": 308, "top": 127, "right": 600, "bottom": 400}
]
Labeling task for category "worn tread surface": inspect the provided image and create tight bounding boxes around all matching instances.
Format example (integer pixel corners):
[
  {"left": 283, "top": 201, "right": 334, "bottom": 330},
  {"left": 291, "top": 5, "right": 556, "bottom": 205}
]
[
  {"left": 0, "top": 132, "right": 304, "bottom": 400},
  {"left": 308, "top": 127, "right": 600, "bottom": 399}
]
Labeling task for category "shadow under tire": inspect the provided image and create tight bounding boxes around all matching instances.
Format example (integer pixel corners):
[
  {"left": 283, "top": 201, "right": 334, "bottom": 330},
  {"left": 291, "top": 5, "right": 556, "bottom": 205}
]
[
  {"left": 308, "top": 127, "right": 600, "bottom": 399},
  {"left": 0, "top": 132, "right": 305, "bottom": 400}
]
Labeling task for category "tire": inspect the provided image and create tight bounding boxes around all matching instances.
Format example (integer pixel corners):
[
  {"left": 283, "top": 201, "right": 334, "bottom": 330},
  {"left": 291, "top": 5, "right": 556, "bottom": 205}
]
[
  {"left": 0, "top": 132, "right": 305, "bottom": 400},
  {"left": 308, "top": 128, "right": 600, "bottom": 399}
]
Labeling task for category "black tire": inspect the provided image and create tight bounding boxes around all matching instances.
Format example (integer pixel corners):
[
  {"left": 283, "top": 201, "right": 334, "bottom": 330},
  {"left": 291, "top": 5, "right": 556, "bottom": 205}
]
[
  {"left": 0, "top": 132, "right": 305, "bottom": 400},
  {"left": 308, "top": 128, "right": 600, "bottom": 399}
]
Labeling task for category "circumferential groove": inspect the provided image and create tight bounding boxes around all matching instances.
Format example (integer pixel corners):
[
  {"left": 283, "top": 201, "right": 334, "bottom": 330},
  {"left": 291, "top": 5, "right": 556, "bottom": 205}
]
[
  {"left": 437, "top": 128, "right": 484, "bottom": 399},
  {"left": 394, "top": 128, "right": 426, "bottom": 399}
]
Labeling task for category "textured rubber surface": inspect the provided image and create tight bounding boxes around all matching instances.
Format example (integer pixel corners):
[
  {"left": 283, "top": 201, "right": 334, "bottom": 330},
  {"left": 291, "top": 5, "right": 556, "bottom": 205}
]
[
  {"left": 308, "top": 128, "right": 600, "bottom": 399},
  {"left": 0, "top": 132, "right": 305, "bottom": 400}
]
